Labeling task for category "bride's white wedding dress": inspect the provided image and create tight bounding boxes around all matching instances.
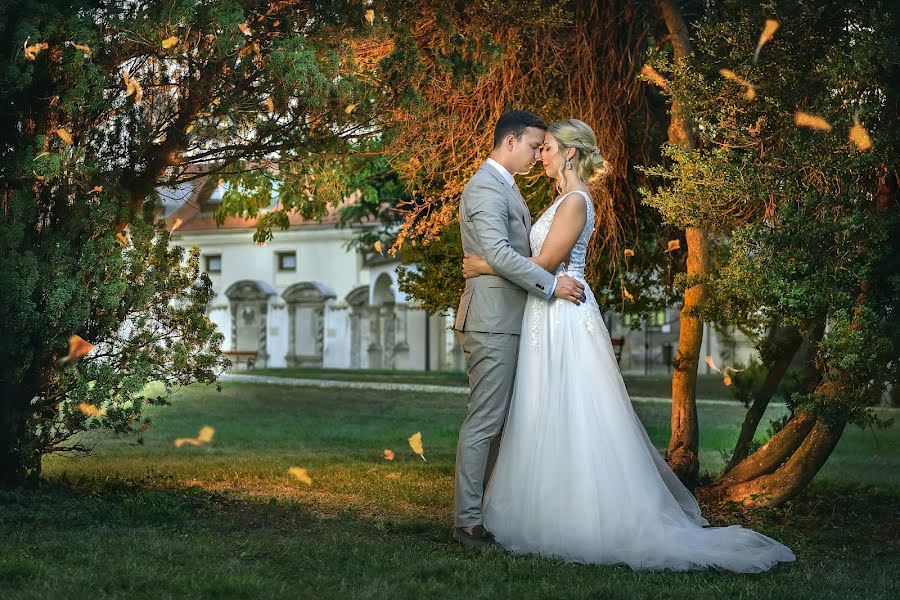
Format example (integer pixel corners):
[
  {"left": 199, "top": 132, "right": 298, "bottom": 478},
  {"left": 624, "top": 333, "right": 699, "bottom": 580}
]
[{"left": 482, "top": 190, "right": 795, "bottom": 572}]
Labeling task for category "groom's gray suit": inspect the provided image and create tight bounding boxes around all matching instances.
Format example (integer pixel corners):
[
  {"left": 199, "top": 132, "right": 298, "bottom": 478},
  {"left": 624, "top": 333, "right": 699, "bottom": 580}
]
[{"left": 454, "top": 161, "right": 557, "bottom": 528}]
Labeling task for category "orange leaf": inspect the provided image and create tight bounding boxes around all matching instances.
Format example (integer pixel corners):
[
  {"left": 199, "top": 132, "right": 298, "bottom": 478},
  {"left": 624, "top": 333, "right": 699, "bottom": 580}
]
[
  {"left": 161, "top": 36, "right": 179, "bottom": 49},
  {"left": 71, "top": 42, "right": 92, "bottom": 57},
  {"left": 849, "top": 123, "right": 872, "bottom": 151},
  {"left": 665, "top": 239, "right": 681, "bottom": 253},
  {"left": 123, "top": 71, "right": 143, "bottom": 103},
  {"left": 90, "top": 185, "right": 103, "bottom": 193},
  {"left": 344, "top": 103, "right": 357, "bottom": 114},
  {"left": 170, "top": 218, "right": 183, "bottom": 233},
  {"left": 623, "top": 248, "right": 635, "bottom": 258},
  {"left": 266, "top": 96, "right": 274, "bottom": 113},
  {"left": 723, "top": 373, "right": 733, "bottom": 386},
  {"left": 373, "top": 240, "right": 383, "bottom": 254},
  {"left": 705, "top": 355, "right": 721, "bottom": 373},
  {"left": 116, "top": 232, "right": 128, "bottom": 246},
  {"left": 24, "top": 41, "right": 48, "bottom": 61},
  {"left": 365, "top": 9, "right": 375, "bottom": 26},
  {"left": 794, "top": 111, "right": 832, "bottom": 131},
  {"left": 408, "top": 432, "right": 427, "bottom": 461},
  {"left": 55, "top": 129, "right": 73, "bottom": 145},
  {"left": 238, "top": 23, "right": 251, "bottom": 35},
  {"left": 754, "top": 19, "right": 779, "bottom": 62},
  {"left": 383, "top": 449, "right": 395, "bottom": 460},
  {"left": 78, "top": 403, "right": 105, "bottom": 417},
  {"left": 174, "top": 425, "right": 215, "bottom": 448},
  {"left": 59, "top": 335, "right": 95, "bottom": 364},
  {"left": 622, "top": 288, "right": 634, "bottom": 301},
  {"left": 719, "top": 69, "right": 756, "bottom": 100},
  {"left": 287, "top": 466, "right": 313, "bottom": 484}
]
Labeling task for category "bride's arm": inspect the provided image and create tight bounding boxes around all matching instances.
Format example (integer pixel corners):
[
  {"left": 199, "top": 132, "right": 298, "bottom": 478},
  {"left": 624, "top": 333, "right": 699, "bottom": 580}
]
[
  {"left": 462, "top": 195, "right": 587, "bottom": 278},
  {"left": 530, "top": 195, "right": 587, "bottom": 272}
]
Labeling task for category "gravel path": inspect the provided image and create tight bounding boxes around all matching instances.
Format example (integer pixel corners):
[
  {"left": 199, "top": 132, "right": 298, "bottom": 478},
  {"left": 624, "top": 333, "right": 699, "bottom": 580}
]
[{"left": 219, "top": 373, "right": 750, "bottom": 406}]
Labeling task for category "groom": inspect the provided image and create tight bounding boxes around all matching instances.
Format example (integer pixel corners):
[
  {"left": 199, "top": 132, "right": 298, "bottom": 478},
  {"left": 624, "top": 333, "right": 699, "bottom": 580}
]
[{"left": 452, "top": 110, "right": 586, "bottom": 547}]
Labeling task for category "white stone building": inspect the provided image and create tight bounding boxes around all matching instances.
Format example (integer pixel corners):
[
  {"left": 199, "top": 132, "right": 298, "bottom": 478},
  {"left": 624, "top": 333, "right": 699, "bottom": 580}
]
[
  {"left": 158, "top": 172, "right": 756, "bottom": 376},
  {"left": 159, "top": 174, "right": 464, "bottom": 372}
]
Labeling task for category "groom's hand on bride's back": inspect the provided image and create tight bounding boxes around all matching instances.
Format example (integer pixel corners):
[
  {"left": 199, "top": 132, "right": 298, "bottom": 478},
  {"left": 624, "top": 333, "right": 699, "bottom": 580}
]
[{"left": 554, "top": 276, "right": 585, "bottom": 305}]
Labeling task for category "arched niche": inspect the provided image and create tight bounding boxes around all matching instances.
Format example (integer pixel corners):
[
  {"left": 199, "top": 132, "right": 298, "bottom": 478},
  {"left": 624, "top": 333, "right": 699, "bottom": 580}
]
[
  {"left": 283, "top": 282, "right": 336, "bottom": 367},
  {"left": 225, "top": 280, "right": 276, "bottom": 367}
]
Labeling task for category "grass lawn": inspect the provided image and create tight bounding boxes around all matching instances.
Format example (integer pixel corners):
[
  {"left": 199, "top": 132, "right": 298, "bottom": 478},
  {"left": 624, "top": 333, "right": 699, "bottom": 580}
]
[
  {"left": 245, "top": 368, "right": 739, "bottom": 400},
  {"left": 1, "top": 381, "right": 897, "bottom": 599}
]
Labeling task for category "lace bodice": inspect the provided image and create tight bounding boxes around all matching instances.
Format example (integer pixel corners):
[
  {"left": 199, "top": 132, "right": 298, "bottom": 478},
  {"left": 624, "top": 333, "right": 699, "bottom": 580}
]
[{"left": 529, "top": 190, "right": 595, "bottom": 278}]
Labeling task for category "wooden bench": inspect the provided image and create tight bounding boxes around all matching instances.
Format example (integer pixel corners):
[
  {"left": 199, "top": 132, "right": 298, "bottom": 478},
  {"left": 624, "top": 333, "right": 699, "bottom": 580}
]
[{"left": 224, "top": 350, "right": 257, "bottom": 370}]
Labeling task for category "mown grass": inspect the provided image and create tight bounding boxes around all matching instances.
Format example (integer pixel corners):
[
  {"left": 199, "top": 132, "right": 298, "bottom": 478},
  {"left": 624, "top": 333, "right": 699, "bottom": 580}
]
[{"left": 0, "top": 381, "right": 897, "bottom": 599}]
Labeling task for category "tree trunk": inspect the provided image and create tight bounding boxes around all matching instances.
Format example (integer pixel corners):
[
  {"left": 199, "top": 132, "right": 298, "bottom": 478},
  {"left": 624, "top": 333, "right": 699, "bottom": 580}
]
[
  {"left": 723, "top": 321, "right": 803, "bottom": 473},
  {"left": 700, "top": 414, "right": 845, "bottom": 507},
  {"left": 656, "top": 0, "right": 706, "bottom": 487},
  {"left": 0, "top": 381, "right": 40, "bottom": 487}
]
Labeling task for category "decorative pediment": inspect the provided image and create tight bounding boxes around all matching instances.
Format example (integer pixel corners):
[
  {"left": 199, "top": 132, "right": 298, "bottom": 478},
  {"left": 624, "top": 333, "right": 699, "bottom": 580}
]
[
  {"left": 225, "top": 279, "right": 276, "bottom": 301},
  {"left": 282, "top": 281, "right": 337, "bottom": 304}
]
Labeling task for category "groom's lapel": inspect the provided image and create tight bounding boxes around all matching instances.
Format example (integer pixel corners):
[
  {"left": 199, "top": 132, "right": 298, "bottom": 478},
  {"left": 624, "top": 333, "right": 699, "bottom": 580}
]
[{"left": 480, "top": 164, "right": 529, "bottom": 228}]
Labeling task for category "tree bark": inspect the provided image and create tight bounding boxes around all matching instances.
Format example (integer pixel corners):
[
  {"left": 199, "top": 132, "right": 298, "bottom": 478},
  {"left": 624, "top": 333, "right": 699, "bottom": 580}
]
[
  {"left": 656, "top": 0, "right": 706, "bottom": 487},
  {"left": 0, "top": 381, "right": 40, "bottom": 487},
  {"left": 701, "top": 415, "right": 845, "bottom": 507},
  {"left": 723, "top": 321, "right": 803, "bottom": 473}
]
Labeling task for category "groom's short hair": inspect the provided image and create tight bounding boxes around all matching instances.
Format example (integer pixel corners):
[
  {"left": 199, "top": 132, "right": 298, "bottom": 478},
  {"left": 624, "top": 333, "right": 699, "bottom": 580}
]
[{"left": 493, "top": 110, "right": 547, "bottom": 149}]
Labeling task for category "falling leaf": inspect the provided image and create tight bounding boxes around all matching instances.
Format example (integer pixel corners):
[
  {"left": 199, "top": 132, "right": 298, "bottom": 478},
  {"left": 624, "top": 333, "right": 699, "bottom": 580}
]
[
  {"left": 34, "top": 151, "right": 49, "bottom": 160},
  {"left": 723, "top": 373, "right": 733, "bottom": 386},
  {"left": 719, "top": 69, "right": 756, "bottom": 100},
  {"left": 794, "top": 111, "right": 832, "bottom": 131},
  {"left": 365, "top": 9, "right": 375, "bottom": 26},
  {"left": 665, "top": 239, "right": 681, "bottom": 253},
  {"left": 90, "top": 185, "right": 103, "bottom": 193},
  {"left": 170, "top": 218, "right": 183, "bottom": 233},
  {"left": 266, "top": 96, "right": 274, "bottom": 113},
  {"left": 373, "top": 240, "right": 383, "bottom": 254},
  {"left": 197, "top": 426, "right": 215, "bottom": 443},
  {"left": 58, "top": 335, "right": 95, "bottom": 365},
  {"left": 174, "top": 425, "right": 215, "bottom": 448},
  {"left": 754, "top": 19, "right": 779, "bottom": 62},
  {"left": 344, "top": 103, "right": 357, "bottom": 114},
  {"left": 408, "top": 432, "right": 427, "bottom": 461},
  {"left": 24, "top": 41, "right": 48, "bottom": 61},
  {"left": 116, "top": 232, "right": 128, "bottom": 246},
  {"left": 161, "top": 36, "right": 179, "bottom": 49},
  {"left": 78, "top": 403, "right": 105, "bottom": 417},
  {"left": 622, "top": 288, "right": 634, "bottom": 300},
  {"left": 238, "top": 23, "right": 251, "bottom": 35},
  {"left": 639, "top": 64, "right": 668, "bottom": 89},
  {"left": 624, "top": 248, "right": 635, "bottom": 258},
  {"left": 849, "top": 123, "right": 872, "bottom": 151},
  {"left": 383, "top": 449, "right": 395, "bottom": 460},
  {"left": 123, "top": 71, "right": 143, "bottom": 104},
  {"left": 287, "top": 466, "right": 313, "bottom": 484},
  {"left": 55, "top": 129, "right": 73, "bottom": 145},
  {"left": 70, "top": 42, "right": 92, "bottom": 57},
  {"left": 705, "top": 355, "right": 721, "bottom": 373}
]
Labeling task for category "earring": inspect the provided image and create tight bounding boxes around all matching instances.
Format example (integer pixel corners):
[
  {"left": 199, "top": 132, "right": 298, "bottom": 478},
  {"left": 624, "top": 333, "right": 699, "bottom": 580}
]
[{"left": 565, "top": 159, "right": 573, "bottom": 170}]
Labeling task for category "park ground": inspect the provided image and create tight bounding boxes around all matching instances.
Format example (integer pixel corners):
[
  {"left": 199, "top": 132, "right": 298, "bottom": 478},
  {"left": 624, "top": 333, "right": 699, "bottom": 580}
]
[{"left": 0, "top": 371, "right": 897, "bottom": 599}]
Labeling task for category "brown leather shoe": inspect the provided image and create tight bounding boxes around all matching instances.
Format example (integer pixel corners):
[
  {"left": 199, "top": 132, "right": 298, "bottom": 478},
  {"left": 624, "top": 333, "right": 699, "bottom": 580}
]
[{"left": 452, "top": 525, "right": 498, "bottom": 548}]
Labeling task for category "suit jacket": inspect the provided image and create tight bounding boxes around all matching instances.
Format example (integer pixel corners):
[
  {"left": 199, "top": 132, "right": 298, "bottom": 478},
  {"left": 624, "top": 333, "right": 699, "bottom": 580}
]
[{"left": 454, "top": 163, "right": 557, "bottom": 334}]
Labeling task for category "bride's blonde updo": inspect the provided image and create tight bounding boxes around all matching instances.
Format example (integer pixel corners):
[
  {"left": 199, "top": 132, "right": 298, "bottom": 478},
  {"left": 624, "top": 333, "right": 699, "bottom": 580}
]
[{"left": 547, "top": 119, "right": 606, "bottom": 183}]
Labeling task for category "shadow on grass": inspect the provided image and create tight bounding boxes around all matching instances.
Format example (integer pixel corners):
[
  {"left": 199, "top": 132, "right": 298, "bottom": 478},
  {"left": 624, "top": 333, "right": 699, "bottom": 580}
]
[{"left": 1, "top": 476, "right": 898, "bottom": 599}]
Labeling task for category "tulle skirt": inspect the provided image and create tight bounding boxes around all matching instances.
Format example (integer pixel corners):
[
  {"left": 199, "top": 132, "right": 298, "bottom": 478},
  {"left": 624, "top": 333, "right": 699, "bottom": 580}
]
[{"left": 482, "top": 278, "right": 795, "bottom": 572}]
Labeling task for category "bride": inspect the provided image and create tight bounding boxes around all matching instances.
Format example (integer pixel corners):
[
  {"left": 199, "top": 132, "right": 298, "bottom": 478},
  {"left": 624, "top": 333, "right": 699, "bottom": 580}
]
[{"left": 461, "top": 119, "right": 795, "bottom": 573}]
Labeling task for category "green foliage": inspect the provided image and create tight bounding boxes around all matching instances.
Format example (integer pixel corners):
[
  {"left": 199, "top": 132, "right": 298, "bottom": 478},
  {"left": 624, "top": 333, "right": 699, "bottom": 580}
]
[{"left": 642, "top": 0, "right": 900, "bottom": 427}]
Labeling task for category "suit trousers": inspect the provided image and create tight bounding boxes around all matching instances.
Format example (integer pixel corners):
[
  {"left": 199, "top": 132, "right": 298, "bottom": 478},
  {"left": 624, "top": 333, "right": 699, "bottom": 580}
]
[{"left": 454, "top": 330, "right": 520, "bottom": 528}]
